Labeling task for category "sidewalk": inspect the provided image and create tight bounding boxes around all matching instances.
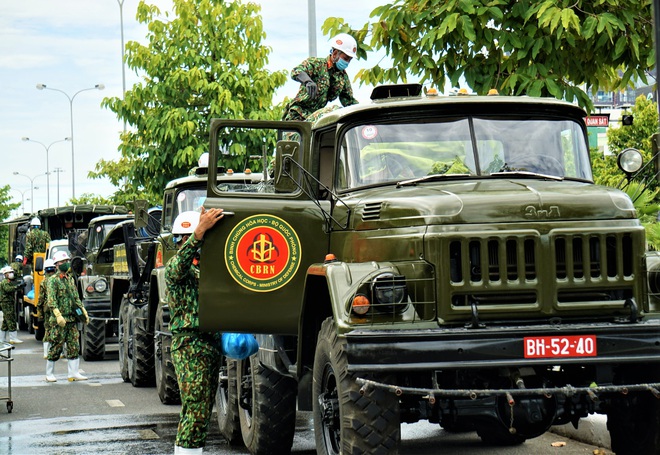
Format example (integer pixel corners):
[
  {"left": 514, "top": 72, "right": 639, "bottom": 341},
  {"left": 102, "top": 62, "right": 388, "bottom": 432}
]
[{"left": 551, "top": 415, "right": 611, "bottom": 451}]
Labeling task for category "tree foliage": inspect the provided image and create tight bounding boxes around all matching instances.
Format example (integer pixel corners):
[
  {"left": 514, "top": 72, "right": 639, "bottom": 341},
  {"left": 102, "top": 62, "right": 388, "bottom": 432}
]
[
  {"left": 324, "top": 0, "right": 654, "bottom": 110},
  {"left": 94, "top": 0, "right": 288, "bottom": 203},
  {"left": 0, "top": 185, "right": 22, "bottom": 265}
]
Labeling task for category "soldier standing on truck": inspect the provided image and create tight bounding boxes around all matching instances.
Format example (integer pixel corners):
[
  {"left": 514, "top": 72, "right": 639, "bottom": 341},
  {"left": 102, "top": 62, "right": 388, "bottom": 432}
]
[
  {"left": 23, "top": 217, "right": 51, "bottom": 265},
  {"left": 0, "top": 266, "right": 25, "bottom": 344},
  {"left": 283, "top": 33, "right": 359, "bottom": 121},
  {"left": 166, "top": 207, "right": 225, "bottom": 455},
  {"left": 37, "top": 259, "right": 57, "bottom": 360},
  {"left": 46, "top": 251, "right": 89, "bottom": 382}
]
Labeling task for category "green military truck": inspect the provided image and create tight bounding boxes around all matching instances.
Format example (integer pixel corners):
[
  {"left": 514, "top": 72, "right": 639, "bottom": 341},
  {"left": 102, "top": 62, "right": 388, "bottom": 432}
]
[
  {"left": 197, "top": 84, "right": 660, "bottom": 454},
  {"left": 113, "top": 167, "right": 265, "bottom": 405}
]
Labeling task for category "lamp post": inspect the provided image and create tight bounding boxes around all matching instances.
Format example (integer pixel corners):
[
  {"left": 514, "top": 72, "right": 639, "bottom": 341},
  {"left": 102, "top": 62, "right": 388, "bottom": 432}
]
[
  {"left": 52, "top": 167, "right": 65, "bottom": 206},
  {"left": 21, "top": 137, "right": 70, "bottom": 208},
  {"left": 36, "top": 83, "right": 105, "bottom": 199},
  {"left": 12, "top": 172, "right": 46, "bottom": 213},
  {"left": 10, "top": 188, "right": 36, "bottom": 214}
]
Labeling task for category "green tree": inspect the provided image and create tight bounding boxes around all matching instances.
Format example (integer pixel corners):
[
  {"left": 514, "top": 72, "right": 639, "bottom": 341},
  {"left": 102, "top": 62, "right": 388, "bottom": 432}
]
[
  {"left": 324, "top": 0, "right": 654, "bottom": 110},
  {"left": 94, "top": 0, "right": 288, "bottom": 202},
  {"left": 0, "top": 185, "right": 22, "bottom": 265}
]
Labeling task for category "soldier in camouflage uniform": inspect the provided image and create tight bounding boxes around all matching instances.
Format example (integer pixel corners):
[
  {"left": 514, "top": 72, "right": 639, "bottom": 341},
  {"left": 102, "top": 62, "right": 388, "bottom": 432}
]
[
  {"left": 23, "top": 217, "right": 51, "bottom": 265},
  {"left": 37, "top": 259, "right": 57, "bottom": 360},
  {"left": 166, "top": 207, "right": 225, "bottom": 454},
  {"left": 283, "top": 33, "right": 359, "bottom": 121},
  {"left": 46, "top": 250, "right": 89, "bottom": 382},
  {"left": 0, "top": 265, "right": 25, "bottom": 344},
  {"left": 10, "top": 255, "right": 24, "bottom": 278}
]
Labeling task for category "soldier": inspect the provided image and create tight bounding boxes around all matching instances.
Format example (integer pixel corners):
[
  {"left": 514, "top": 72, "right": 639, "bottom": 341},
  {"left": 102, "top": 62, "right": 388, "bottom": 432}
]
[
  {"left": 23, "top": 217, "right": 51, "bottom": 265},
  {"left": 10, "top": 255, "right": 24, "bottom": 277},
  {"left": 283, "top": 33, "right": 359, "bottom": 121},
  {"left": 37, "top": 259, "right": 57, "bottom": 360},
  {"left": 0, "top": 265, "right": 25, "bottom": 344},
  {"left": 46, "top": 250, "right": 89, "bottom": 382},
  {"left": 166, "top": 207, "right": 225, "bottom": 454}
]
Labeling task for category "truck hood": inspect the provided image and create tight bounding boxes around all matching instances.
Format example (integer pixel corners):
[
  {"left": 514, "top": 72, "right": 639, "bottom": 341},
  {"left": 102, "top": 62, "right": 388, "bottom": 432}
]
[{"left": 347, "top": 179, "right": 636, "bottom": 229}]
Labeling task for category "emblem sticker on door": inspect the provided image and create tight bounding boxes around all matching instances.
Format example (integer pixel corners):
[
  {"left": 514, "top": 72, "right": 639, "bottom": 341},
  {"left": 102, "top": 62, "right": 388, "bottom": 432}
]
[{"left": 225, "top": 214, "right": 301, "bottom": 292}]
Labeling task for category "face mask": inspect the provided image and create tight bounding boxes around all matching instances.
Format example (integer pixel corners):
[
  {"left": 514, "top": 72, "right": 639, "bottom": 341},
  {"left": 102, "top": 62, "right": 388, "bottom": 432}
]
[
  {"left": 58, "top": 262, "right": 70, "bottom": 273},
  {"left": 7, "top": 272, "right": 14, "bottom": 280},
  {"left": 336, "top": 58, "right": 349, "bottom": 71}
]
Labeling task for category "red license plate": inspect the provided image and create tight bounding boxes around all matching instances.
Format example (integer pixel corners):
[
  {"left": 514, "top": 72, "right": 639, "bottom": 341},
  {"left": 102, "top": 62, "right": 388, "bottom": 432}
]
[{"left": 523, "top": 335, "right": 597, "bottom": 359}]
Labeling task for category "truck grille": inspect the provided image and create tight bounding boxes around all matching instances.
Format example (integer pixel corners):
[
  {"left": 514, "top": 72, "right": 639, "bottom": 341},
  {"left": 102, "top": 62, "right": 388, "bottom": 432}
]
[{"left": 445, "top": 228, "right": 640, "bottom": 312}]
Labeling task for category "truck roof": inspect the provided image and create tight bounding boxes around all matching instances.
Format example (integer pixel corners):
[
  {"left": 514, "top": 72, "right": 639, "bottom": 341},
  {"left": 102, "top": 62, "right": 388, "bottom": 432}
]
[
  {"left": 165, "top": 168, "right": 265, "bottom": 190},
  {"left": 312, "top": 92, "right": 588, "bottom": 130}
]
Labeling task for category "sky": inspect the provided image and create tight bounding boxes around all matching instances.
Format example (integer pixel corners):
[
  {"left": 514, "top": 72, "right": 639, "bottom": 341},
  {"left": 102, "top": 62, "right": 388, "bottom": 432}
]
[{"left": 0, "top": 0, "right": 388, "bottom": 218}]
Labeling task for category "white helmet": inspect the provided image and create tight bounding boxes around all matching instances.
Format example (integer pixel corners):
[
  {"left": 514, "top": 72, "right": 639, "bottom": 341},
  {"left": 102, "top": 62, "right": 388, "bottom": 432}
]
[
  {"left": 198, "top": 152, "right": 209, "bottom": 168},
  {"left": 52, "top": 251, "right": 71, "bottom": 263},
  {"left": 172, "top": 211, "right": 200, "bottom": 235},
  {"left": 30, "top": 217, "right": 41, "bottom": 227},
  {"left": 44, "top": 259, "right": 56, "bottom": 270},
  {"left": 1, "top": 266, "right": 12, "bottom": 275},
  {"left": 14, "top": 255, "right": 23, "bottom": 262},
  {"left": 330, "top": 33, "right": 357, "bottom": 58}
]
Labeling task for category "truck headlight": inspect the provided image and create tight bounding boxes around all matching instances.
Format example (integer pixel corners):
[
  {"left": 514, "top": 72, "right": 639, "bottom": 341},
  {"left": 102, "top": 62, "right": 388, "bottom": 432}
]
[
  {"left": 371, "top": 273, "right": 408, "bottom": 314},
  {"left": 94, "top": 279, "right": 108, "bottom": 293}
]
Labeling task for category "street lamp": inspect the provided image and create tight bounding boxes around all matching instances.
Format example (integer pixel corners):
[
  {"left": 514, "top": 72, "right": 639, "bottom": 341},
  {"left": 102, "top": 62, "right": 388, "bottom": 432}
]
[
  {"left": 21, "top": 136, "right": 70, "bottom": 208},
  {"left": 13, "top": 172, "right": 47, "bottom": 213},
  {"left": 10, "top": 187, "right": 37, "bottom": 214},
  {"left": 36, "top": 83, "right": 105, "bottom": 199},
  {"left": 52, "top": 167, "right": 65, "bottom": 206}
]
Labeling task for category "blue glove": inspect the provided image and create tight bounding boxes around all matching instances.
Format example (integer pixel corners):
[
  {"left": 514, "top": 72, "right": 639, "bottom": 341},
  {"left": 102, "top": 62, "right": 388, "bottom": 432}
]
[{"left": 222, "top": 333, "right": 259, "bottom": 360}]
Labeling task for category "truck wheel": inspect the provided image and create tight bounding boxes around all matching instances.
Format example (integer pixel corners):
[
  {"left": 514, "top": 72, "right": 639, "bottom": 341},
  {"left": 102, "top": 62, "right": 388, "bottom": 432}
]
[
  {"left": 118, "top": 298, "right": 130, "bottom": 382},
  {"left": 237, "top": 354, "right": 296, "bottom": 453},
  {"left": 81, "top": 318, "right": 106, "bottom": 361},
  {"left": 607, "top": 392, "right": 660, "bottom": 454},
  {"left": 216, "top": 357, "right": 242, "bottom": 445},
  {"left": 17, "top": 299, "right": 27, "bottom": 331},
  {"left": 127, "top": 304, "right": 155, "bottom": 387},
  {"left": 313, "top": 318, "right": 401, "bottom": 455},
  {"left": 154, "top": 303, "right": 180, "bottom": 404}
]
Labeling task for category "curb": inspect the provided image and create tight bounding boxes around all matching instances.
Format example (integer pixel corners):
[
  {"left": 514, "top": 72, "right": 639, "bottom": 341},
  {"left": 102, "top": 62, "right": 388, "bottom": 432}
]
[{"left": 551, "top": 415, "right": 611, "bottom": 450}]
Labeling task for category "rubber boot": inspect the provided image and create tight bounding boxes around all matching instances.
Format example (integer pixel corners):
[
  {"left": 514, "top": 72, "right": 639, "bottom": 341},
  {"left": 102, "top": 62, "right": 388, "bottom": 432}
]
[
  {"left": 43, "top": 342, "right": 50, "bottom": 359},
  {"left": 67, "top": 358, "right": 88, "bottom": 381},
  {"left": 8, "top": 331, "right": 23, "bottom": 344},
  {"left": 174, "top": 445, "right": 203, "bottom": 454},
  {"left": 0, "top": 330, "right": 6, "bottom": 342},
  {"left": 46, "top": 360, "right": 57, "bottom": 382}
]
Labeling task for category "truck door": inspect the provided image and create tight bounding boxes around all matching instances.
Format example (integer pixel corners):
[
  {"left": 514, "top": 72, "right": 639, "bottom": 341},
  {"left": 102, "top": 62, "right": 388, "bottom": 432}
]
[{"left": 199, "top": 119, "right": 329, "bottom": 335}]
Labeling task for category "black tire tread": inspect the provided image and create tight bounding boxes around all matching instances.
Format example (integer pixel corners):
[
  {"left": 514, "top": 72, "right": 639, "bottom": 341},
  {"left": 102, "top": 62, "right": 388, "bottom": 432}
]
[
  {"left": 128, "top": 305, "right": 155, "bottom": 387},
  {"left": 216, "top": 358, "right": 242, "bottom": 445},
  {"left": 118, "top": 299, "right": 130, "bottom": 382},
  {"left": 155, "top": 304, "right": 180, "bottom": 404},
  {"left": 81, "top": 318, "right": 106, "bottom": 361}
]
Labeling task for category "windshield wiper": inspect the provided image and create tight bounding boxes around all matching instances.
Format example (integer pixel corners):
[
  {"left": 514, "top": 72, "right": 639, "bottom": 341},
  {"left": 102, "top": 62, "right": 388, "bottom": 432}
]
[
  {"left": 396, "top": 173, "right": 472, "bottom": 188},
  {"left": 490, "top": 171, "right": 563, "bottom": 181}
]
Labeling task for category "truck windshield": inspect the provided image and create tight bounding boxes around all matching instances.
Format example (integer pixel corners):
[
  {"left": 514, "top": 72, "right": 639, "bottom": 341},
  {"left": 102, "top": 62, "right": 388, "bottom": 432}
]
[
  {"left": 173, "top": 188, "right": 206, "bottom": 221},
  {"left": 338, "top": 117, "right": 591, "bottom": 189}
]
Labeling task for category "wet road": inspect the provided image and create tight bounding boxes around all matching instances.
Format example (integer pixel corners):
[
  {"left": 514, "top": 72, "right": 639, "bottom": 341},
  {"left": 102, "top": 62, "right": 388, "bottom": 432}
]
[{"left": 0, "top": 330, "right": 613, "bottom": 454}]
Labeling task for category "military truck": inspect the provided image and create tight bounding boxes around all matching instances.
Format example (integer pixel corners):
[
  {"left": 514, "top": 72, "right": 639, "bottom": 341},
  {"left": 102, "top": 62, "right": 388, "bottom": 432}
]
[
  {"left": 70, "top": 213, "right": 136, "bottom": 360},
  {"left": 113, "top": 167, "right": 264, "bottom": 404},
  {"left": 196, "top": 84, "right": 660, "bottom": 454}
]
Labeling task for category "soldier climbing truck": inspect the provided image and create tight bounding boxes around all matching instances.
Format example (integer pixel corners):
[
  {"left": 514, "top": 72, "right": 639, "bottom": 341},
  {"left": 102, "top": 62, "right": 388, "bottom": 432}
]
[
  {"left": 195, "top": 84, "right": 660, "bottom": 455},
  {"left": 112, "top": 167, "right": 264, "bottom": 404}
]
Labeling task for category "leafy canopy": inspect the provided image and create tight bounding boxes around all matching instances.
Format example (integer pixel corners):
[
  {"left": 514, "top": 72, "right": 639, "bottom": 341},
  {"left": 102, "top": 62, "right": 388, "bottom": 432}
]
[
  {"left": 94, "top": 0, "right": 288, "bottom": 204},
  {"left": 323, "top": 0, "right": 654, "bottom": 110},
  {"left": 0, "top": 185, "right": 22, "bottom": 265}
]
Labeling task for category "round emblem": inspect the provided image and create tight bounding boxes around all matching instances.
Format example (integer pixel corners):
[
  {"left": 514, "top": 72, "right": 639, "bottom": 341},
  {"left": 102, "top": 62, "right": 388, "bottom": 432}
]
[
  {"left": 225, "top": 214, "right": 301, "bottom": 292},
  {"left": 361, "top": 125, "right": 378, "bottom": 140}
]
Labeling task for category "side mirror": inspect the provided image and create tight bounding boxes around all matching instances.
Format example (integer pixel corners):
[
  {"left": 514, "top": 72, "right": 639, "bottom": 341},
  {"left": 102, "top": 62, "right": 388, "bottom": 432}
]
[
  {"left": 134, "top": 200, "right": 150, "bottom": 230},
  {"left": 71, "top": 256, "right": 84, "bottom": 276},
  {"left": 34, "top": 256, "right": 44, "bottom": 272},
  {"left": 274, "top": 140, "right": 300, "bottom": 193}
]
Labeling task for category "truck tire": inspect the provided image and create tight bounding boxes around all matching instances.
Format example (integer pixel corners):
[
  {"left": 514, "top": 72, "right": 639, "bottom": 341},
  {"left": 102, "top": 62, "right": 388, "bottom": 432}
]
[
  {"left": 154, "top": 303, "right": 180, "bottom": 404},
  {"left": 237, "top": 354, "right": 296, "bottom": 453},
  {"left": 81, "top": 318, "right": 106, "bottom": 361},
  {"left": 313, "top": 317, "right": 401, "bottom": 455},
  {"left": 607, "top": 392, "right": 660, "bottom": 455},
  {"left": 16, "top": 299, "right": 28, "bottom": 331},
  {"left": 127, "top": 304, "right": 155, "bottom": 387},
  {"left": 118, "top": 298, "right": 130, "bottom": 382},
  {"left": 216, "top": 357, "right": 241, "bottom": 445}
]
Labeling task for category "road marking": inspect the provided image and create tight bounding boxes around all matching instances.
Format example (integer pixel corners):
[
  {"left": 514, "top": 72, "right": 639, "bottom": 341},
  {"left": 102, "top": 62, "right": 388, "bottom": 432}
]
[
  {"left": 87, "top": 383, "right": 102, "bottom": 387},
  {"left": 106, "top": 399, "right": 125, "bottom": 407},
  {"left": 138, "top": 429, "right": 160, "bottom": 439}
]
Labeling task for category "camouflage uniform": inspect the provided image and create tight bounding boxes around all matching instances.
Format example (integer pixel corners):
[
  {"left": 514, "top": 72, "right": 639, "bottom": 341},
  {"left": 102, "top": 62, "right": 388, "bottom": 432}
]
[
  {"left": 46, "top": 270, "right": 83, "bottom": 360},
  {"left": 166, "top": 234, "right": 222, "bottom": 450},
  {"left": 283, "top": 56, "right": 358, "bottom": 121},
  {"left": 24, "top": 228, "right": 51, "bottom": 262},
  {"left": 0, "top": 278, "right": 21, "bottom": 332},
  {"left": 10, "top": 261, "right": 24, "bottom": 278},
  {"left": 38, "top": 273, "right": 56, "bottom": 343}
]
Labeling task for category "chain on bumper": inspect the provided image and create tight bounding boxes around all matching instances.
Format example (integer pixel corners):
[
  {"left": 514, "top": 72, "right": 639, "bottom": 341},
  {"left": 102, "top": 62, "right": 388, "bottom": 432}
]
[{"left": 356, "top": 378, "right": 660, "bottom": 404}]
